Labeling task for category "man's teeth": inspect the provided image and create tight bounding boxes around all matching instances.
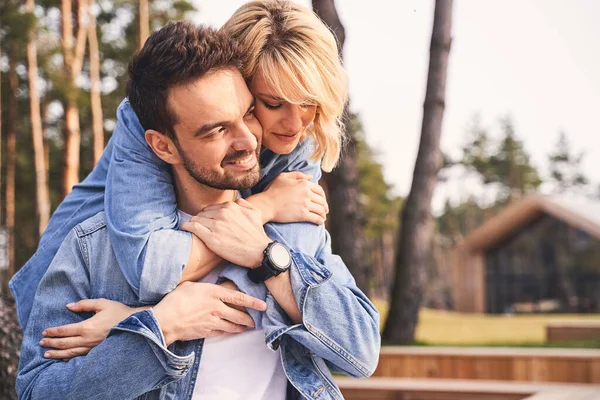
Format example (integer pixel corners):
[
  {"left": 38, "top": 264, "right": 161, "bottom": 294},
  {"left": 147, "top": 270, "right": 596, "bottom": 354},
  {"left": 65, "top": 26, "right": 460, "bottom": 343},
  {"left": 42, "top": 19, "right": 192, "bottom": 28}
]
[{"left": 230, "top": 155, "right": 253, "bottom": 165}]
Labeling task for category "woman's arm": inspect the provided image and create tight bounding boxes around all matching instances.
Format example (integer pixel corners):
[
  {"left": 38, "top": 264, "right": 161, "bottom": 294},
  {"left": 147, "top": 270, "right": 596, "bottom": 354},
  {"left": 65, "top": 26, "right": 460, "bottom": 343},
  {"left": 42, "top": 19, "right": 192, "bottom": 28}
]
[{"left": 106, "top": 102, "right": 327, "bottom": 303}]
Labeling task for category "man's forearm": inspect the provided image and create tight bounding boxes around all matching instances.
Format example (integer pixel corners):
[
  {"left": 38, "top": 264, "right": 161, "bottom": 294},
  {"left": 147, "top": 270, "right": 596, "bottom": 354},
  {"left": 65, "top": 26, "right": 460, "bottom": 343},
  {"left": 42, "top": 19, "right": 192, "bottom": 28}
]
[{"left": 264, "top": 270, "right": 301, "bottom": 324}]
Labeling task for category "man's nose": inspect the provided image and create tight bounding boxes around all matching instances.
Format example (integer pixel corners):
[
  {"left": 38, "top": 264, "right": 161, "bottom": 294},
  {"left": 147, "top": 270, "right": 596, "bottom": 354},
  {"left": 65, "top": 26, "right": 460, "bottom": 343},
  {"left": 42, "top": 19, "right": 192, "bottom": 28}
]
[
  {"left": 231, "top": 123, "right": 258, "bottom": 152},
  {"left": 280, "top": 105, "right": 303, "bottom": 134}
]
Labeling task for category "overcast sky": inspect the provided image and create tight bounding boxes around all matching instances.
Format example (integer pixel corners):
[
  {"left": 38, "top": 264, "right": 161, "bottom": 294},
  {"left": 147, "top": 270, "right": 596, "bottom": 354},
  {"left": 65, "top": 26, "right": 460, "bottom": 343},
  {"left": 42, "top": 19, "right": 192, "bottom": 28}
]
[{"left": 191, "top": 0, "right": 600, "bottom": 210}]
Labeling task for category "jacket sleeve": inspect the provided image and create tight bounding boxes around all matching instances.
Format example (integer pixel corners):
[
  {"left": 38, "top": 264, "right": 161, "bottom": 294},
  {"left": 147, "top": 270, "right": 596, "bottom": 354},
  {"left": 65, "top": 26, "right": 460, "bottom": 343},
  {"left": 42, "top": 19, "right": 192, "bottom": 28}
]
[
  {"left": 262, "top": 223, "right": 381, "bottom": 378},
  {"left": 16, "top": 230, "right": 195, "bottom": 400},
  {"left": 105, "top": 99, "right": 192, "bottom": 303}
]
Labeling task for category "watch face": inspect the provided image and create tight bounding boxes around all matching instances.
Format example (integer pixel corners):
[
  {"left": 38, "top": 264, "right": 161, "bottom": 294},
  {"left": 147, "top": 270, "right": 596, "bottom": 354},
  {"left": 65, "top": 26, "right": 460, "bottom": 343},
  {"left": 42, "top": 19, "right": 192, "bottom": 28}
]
[{"left": 270, "top": 243, "right": 291, "bottom": 270}]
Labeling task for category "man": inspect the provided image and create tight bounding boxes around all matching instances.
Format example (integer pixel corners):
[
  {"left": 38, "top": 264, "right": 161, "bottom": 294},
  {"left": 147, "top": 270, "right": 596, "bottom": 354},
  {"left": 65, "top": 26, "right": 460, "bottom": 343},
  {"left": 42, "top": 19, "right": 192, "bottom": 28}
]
[{"left": 17, "top": 22, "right": 379, "bottom": 400}]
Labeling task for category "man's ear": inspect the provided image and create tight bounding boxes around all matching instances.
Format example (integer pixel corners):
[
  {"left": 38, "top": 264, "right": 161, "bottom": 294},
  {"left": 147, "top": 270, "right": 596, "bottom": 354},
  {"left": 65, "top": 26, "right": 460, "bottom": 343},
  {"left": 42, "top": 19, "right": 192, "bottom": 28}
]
[{"left": 145, "top": 129, "right": 181, "bottom": 165}]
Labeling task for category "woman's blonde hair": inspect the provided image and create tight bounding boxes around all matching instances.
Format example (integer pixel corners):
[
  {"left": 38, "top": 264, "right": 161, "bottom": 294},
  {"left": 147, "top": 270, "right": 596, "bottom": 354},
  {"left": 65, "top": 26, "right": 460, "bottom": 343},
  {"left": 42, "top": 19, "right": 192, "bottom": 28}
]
[{"left": 221, "top": 0, "right": 348, "bottom": 171}]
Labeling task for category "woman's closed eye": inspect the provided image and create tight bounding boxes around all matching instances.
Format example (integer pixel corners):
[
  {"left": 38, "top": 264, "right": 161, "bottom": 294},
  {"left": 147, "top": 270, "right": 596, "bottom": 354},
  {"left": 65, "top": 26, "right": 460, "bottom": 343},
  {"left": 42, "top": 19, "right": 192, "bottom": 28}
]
[{"left": 261, "top": 99, "right": 282, "bottom": 110}]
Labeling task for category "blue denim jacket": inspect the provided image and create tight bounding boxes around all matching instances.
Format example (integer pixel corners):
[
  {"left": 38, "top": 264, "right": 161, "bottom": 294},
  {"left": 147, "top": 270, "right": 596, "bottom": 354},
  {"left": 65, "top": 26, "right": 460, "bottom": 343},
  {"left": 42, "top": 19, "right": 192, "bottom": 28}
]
[
  {"left": 10, "top": 99, "right": 325, "bottom": 328},
  {"left": 17, "top": 212, "right": 380, "bottom": 399},
  {"left": 13, "top": 99, "right": 380, "bottom": 398}
]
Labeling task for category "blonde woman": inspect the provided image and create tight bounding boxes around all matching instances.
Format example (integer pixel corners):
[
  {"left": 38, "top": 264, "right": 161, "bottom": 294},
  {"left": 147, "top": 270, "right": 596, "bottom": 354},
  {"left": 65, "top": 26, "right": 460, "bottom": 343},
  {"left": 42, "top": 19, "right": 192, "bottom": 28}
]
[{"left": 14, "top": 2, "right": 379, "bottom": 399}]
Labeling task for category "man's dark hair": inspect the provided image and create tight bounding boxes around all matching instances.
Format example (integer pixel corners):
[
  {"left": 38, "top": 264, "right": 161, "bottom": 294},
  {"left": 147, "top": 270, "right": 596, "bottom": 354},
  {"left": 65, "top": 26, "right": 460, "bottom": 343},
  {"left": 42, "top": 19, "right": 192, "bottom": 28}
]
[{"left": 127, "top": 21, "right": 243, "bottom": 141}]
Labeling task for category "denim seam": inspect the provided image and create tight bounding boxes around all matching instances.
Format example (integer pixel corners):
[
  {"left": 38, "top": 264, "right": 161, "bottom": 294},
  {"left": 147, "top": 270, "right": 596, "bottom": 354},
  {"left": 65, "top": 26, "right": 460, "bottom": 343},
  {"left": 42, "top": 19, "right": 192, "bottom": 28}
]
[
  {"left": 291, "top": 252, "right": 333, "bottom": 288},
  {"left": 304, "top": 321, "right": 370, "bottom": 378},
  {"left": 278, "top": 344, "right": 315, "bottom": 400},
  {"left": 266, "top": 323, "right": 303, "bottom": 349},
  {"left": 78, "top": 233, "right": 91, "bottom": 271},
  {"left": 109, "top": 325, "right": 194, "bottom": 375},
  {"left": 74, "top": 219, "right": 107, "bottom": 238},
  {"left": 310, "top": 354, "right": 343, "bottom": 400},
  {"left": 183, "top": 340, "right": 204, "bottom": 400},
  {"left": 149, "top": 375, "right": 179, "bottom": 391}
]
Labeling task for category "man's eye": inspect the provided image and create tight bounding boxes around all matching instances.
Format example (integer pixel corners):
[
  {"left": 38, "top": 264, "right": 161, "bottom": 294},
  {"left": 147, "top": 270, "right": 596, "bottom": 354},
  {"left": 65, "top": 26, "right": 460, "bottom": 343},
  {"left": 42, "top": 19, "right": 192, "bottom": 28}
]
[
  {"left": 206, "top": 127, "right": 226, "bottom": 138},
  {"left": 244, "top": 108, "right": 256, "bottom": 119}
]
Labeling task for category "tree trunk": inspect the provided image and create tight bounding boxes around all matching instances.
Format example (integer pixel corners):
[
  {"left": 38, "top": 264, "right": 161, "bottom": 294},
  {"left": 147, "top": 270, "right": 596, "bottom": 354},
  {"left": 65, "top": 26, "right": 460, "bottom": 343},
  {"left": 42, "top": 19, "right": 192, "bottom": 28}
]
[
  {"left": 0, "top": 294, "right": 21, "bottom": 400},
  {"left": 139, "top": 0, "right": 150, "bottom": 50},
  {"left": 61, "top": 0, "right": 88, "bottom": 197},
  {"left": 6, "top": 53, "right": 17, "bottom": 284},
  {"left": 26, "top": 0, "right": 51, "bottom": 238},
  {"left": 88, "top": 0, "right": 104, "bottom": 164},
  {"left": 0, "top": 32, "right": 3, "bottom": 295},
  {"left": 312, "top": 0, "right": 368, "bottom": 293},
  {"left": 383, "top": 0, "right": 453, "bottom": 344}
]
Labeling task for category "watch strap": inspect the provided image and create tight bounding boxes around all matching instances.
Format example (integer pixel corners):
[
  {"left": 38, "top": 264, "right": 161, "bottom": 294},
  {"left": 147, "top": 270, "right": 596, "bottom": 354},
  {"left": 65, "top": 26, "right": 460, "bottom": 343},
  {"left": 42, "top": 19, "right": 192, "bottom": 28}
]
[{"left": 247, "top": 264, "right": 276, "bottom": 284}]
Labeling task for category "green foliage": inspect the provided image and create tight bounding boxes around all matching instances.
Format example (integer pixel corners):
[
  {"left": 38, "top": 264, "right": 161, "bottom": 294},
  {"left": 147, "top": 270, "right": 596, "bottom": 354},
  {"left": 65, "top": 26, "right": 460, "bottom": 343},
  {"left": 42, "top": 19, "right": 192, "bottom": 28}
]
[
  {"left": 547, "top": 131, "right": 588, "bottom": 194},
  {"left": 1, "top": 0, "right": 197, "bottom": 270},
  {"left": 353, "top": 113, "right": 403, "bottom": 240},
  {"left": 461, "top": 116, "right": 541, "bottom": 203}
]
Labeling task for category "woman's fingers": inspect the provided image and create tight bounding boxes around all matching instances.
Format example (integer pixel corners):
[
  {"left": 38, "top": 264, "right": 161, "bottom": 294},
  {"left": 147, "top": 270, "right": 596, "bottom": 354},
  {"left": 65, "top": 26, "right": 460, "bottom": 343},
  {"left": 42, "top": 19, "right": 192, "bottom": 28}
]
[
  {"left": 282, "top": 171, "right": 312, "bottom": 181},
  {"left": 43, "top": 321, "right": 84, "bottom": 338},
  {"left": 43, "top": 347, "right": 92, "bottom": 360},
  {"left": 40, "top": 335, "right": 94, "bottom": 350},
  {"left": 308, "top": 198, "right": 327, "bottom": 222},
  {"left": 66, "top": 298, "right": 107, "bottom": 313}
]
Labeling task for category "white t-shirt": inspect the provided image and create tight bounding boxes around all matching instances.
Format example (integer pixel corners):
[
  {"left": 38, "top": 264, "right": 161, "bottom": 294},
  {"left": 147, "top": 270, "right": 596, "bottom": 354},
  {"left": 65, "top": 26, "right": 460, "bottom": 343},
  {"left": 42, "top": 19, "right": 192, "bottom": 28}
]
[{"left": 178, "top": 210, "right": 288, "bottom": 400}]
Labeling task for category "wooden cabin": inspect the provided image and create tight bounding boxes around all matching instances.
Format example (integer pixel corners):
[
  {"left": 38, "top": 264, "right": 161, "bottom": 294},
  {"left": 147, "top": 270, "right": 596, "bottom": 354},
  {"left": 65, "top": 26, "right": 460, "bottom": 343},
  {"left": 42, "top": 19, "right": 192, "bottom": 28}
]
[{"left": 450, "top": 195, "right": 600, "bottom": 313}]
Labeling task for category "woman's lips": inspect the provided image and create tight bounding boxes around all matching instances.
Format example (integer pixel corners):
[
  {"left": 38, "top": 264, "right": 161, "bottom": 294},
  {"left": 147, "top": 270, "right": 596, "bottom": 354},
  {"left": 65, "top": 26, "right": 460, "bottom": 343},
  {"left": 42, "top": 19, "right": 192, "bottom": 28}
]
[{"left": 271, "top": 132, "right": 299, "bottom": 142}]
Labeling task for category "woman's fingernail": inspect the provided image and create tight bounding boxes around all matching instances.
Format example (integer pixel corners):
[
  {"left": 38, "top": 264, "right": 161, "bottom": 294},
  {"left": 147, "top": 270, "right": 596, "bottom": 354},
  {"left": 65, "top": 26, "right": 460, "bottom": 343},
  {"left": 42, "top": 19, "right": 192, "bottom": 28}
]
[
  {"left": 44, "top": 352, "right": 50, "bottom": 358},
  {"left": 66, "top": 303, "right": 75, "bottom": 308},
  {"left": 39, "top": 340, "right": 45, "bottom": 346},
  {"left": 42, "top": 330, "right": 47, "bottom": 336}
]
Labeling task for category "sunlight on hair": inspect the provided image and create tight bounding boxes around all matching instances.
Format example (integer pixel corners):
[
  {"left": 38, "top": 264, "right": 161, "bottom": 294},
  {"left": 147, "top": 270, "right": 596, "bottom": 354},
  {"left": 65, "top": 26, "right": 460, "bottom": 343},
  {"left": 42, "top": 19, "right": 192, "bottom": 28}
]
[{"left": 222, "top": 0, "right": 349, "bottom": 171}]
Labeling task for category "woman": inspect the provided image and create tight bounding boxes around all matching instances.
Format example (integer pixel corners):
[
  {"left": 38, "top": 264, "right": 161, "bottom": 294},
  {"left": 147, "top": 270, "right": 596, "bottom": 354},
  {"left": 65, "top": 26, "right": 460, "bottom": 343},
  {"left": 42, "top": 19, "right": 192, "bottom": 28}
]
[
  {"left": 16, "top": 1, "right": 379, "bottom": 398},
  {"left": 11, "top": 0, "right": 345, "bottom": 329}
]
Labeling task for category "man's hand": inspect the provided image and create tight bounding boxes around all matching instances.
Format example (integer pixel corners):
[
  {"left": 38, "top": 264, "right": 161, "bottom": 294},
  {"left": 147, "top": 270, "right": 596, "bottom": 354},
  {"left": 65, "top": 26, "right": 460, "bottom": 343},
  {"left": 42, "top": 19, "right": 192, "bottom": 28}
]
[
  {"left": 153, "top": 281, "right": 267, "bottom": 346},
  {"left": 180, "top": 199, "right": 272, "bottom": 268}
]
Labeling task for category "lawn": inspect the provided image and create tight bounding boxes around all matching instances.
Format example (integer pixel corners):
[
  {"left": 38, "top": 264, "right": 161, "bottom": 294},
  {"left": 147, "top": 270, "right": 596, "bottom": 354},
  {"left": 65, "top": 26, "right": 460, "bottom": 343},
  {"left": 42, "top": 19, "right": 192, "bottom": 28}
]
[{"left": 374, "top": 300, "right": 600, "bottom": 347}]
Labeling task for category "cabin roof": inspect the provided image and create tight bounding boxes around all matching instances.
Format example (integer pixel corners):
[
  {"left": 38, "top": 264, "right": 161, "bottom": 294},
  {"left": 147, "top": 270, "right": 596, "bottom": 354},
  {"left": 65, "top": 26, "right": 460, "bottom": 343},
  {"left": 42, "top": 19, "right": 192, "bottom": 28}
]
[{"left": 459, "top": 195, "right": 600, "bottom": 252}]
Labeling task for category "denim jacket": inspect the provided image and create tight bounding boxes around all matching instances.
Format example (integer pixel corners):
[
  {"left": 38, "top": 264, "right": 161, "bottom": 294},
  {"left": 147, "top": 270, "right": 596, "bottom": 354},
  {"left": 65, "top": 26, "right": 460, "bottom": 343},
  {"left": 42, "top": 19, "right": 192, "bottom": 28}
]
[
  {"left": 17, "top": 211, "right": 380, "bottom": 399},
  {"left": 13, "top": 99, "right": 380, "bottom": 398},
  {"left": 10, "top": 99, "right": 324, "bottom": 328}
]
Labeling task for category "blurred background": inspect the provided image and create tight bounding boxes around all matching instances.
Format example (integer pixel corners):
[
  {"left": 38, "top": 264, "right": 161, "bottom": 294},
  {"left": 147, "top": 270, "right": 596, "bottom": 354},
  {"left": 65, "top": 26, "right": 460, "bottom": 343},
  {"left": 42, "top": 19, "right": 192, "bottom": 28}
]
[{"left": 1, "top": 0, "right": 600, "bottom": 397}]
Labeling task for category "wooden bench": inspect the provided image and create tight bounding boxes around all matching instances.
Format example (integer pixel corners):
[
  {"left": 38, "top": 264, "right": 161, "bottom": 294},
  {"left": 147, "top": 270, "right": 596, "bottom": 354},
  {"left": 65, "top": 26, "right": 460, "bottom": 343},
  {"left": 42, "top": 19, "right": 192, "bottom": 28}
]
[
  {"left": 547, "top": 321, "right": 600, "bottom": 342},
  {"left": 336, "top": 377, "right": 600, "bottom": 400},
  {"left": 374, "top": 346, "right": 600, "bottom": 384}
]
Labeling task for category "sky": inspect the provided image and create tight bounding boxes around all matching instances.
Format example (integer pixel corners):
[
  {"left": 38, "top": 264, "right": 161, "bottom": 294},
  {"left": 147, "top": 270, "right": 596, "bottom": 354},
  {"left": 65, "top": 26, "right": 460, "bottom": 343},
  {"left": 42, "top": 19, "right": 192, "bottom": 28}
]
[{"left": 191, "top": 0, "right": 600, "bottom": 210}]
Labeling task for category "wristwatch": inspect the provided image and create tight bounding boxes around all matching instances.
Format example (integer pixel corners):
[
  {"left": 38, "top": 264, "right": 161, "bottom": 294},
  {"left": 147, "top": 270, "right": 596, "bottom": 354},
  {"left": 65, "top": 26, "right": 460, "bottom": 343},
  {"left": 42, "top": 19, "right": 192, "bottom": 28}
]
[{"left": 247, "top": 241, "right": 292, "bottom": 283}]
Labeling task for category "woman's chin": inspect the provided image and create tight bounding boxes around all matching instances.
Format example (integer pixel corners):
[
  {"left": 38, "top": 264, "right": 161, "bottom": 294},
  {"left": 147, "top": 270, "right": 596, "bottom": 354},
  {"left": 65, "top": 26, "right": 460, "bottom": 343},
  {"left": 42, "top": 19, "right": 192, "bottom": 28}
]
[{"left": 262, "top": 137, "right": 300, "bottom": 155}]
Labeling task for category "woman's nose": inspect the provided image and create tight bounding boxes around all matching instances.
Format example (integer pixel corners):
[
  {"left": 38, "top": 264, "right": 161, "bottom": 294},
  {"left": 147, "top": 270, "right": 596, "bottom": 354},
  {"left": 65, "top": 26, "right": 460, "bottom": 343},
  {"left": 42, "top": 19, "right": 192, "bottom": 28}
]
[{"left": 279, "top": 105, "right": 304, "bottom": 134}]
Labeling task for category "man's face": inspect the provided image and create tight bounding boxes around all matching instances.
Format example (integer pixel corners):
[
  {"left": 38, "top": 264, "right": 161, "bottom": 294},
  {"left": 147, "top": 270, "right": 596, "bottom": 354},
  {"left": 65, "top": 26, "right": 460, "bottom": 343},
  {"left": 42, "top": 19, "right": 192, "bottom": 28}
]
[{"left": 167, "top": 68, "right": 263, "bottom": 190}]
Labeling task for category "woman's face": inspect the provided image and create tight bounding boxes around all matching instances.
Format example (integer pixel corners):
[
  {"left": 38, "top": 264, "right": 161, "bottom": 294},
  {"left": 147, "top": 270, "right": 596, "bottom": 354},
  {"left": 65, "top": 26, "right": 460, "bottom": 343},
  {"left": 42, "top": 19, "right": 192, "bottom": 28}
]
[{"left": 249, "top": 71, "right": 317, "bottom": 155}]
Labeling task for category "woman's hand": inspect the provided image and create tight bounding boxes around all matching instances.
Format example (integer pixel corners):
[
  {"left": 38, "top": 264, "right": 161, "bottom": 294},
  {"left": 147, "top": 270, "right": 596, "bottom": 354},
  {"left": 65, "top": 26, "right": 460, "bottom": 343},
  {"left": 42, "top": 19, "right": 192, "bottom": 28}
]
[
  {"left": 247, "top": 171, "right": 328, "bottom": 225},
  {"left": 40, "top": 299, "right": 147, "bottom": 360}
]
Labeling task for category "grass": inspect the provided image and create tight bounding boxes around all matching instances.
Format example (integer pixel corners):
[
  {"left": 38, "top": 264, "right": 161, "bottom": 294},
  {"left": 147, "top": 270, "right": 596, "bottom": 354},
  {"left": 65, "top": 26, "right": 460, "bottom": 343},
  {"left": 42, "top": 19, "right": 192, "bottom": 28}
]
[{"left": 374, "top": 300, "right": 600, "bottom": 348}]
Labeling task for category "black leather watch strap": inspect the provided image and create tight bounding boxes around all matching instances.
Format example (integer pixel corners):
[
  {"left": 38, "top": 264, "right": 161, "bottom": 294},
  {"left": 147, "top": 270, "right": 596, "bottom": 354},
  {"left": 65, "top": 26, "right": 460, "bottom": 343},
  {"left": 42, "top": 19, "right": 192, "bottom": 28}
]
[{"left": 248, "top": 264, "right": 275, "bottom": 284}]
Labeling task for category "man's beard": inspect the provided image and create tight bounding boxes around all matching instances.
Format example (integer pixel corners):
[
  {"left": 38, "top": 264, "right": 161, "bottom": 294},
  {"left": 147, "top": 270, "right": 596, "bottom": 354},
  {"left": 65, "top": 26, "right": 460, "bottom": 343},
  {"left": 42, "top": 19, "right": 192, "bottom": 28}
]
[{"left": 177, "top": 146, "right": 260, "bottom": 190}]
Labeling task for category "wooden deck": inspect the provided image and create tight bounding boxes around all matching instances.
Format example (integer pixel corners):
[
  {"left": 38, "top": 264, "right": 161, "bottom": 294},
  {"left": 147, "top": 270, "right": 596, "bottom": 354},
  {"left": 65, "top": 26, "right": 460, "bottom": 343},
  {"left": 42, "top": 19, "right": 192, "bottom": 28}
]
[
  {"left": 336, "top": 377, "right": 600, "bottom": 400},
  {"left": 547, "top": 321, "right": 600, "bottom": 342},
  {"left": 373, "top": 346, "right": 600, "bottom": 384}
]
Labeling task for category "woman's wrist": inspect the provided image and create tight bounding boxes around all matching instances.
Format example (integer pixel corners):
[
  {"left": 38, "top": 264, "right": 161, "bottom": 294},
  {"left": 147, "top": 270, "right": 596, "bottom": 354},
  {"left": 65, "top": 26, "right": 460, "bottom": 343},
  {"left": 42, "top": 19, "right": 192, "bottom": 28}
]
[{"left": 246, "top": 193, "right": 274, "bottom": 224}]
